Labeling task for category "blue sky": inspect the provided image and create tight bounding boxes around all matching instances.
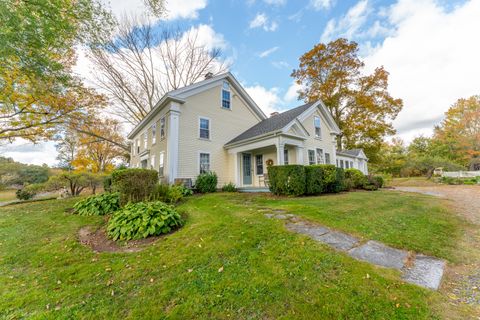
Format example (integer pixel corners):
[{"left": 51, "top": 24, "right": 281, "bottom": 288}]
[{"left": 1, "top": 0, "right": 480, "bottom": 165}]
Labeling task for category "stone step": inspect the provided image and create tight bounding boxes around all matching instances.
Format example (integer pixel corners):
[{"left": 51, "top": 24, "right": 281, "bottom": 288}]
[{"left": 267, "top": 213, "right": 446, "bottom": 290}]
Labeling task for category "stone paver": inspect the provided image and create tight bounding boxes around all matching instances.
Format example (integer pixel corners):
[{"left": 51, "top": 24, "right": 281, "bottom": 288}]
[
  {"left": 265, "top": 212, "right": 446, "bottom": 290},
  {"left": 402, "top": 255, "right": 446, "bottom": 290},
  {"left": 316, "top": 231, "right": 359, "bottom": 251},
  {"left": 348, "top": 240, "right": 408, "bottom": 270}
]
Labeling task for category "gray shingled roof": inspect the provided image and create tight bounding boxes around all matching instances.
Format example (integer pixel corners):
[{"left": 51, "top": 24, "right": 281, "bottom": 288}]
[
  {"left": 226, "top": 103, "right": 314, "bottom": 145},
  {"left": 337, "top": 149, "right": 364, "bottom": 157}
]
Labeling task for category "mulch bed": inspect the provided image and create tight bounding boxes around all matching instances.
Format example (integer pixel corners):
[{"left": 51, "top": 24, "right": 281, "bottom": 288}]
[{"left": 78, "top": 226, "right": 162, "bottom": 253}]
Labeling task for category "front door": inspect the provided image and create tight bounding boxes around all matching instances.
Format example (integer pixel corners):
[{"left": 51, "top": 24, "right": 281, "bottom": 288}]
[{"left": 242, "top": 153, "right": 252, "bottom": 185}]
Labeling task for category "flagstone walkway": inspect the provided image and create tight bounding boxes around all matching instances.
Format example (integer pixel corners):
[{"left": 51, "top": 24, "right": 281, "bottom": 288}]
[{"left": 264, "top": 213, "right": 445, "bottom": 290}]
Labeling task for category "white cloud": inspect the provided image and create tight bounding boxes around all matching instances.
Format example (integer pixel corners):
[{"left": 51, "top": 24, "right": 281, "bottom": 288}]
[
  {"left": 249, "top": 13, "right": 278, "bottom": 32},
  {"left": 258, "top": 46, "right": 279, "bottom": 58},
  {"left": 321, "top": 0, "right": 370, "bottom": 42},
  {"left": 0, "top": 140, "right": 57, "bottom": 166},
  {"left": 283, "top": 82, "right": 304, "bottom": 103},
  {"left": 272, "top": 60, "right": 290, "bottom": 69},
  {"left": 310, "top": 0, "right": 334, "bottom": 10},
  {"left": 101, "top": 0, "right": 207, "bottom": 21},
  {"left": 363, "top": 0, "right": 480, "bottom": 142},
  {"left": 245, "top": 85, "right": 282, "bottom": 116},
  {"left": 263, "top": 0, "right": 286, "bottom": 6}
]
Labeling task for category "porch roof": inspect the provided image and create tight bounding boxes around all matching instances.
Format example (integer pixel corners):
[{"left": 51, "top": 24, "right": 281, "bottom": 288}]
[{"left": 226, "top": 103, "right": 314, "bottom": 145}]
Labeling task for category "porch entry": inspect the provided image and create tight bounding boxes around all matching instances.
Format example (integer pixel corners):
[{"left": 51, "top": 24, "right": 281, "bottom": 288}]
[{"left": 242, "top": 153, "right": 252, "bottom": 185}]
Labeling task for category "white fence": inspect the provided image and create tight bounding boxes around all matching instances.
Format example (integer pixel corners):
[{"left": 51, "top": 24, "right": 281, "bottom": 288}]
[{"left": 442, "top": 171, "right": 480, "bottom": 178}]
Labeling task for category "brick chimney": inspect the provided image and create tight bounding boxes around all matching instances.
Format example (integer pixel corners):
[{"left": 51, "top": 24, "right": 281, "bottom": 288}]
[
  {"left": 270, "top": 112, "right": 279, "bottom": 117},
  {"left": 205, "top": 72, "right": 214, "bottom": 79}
]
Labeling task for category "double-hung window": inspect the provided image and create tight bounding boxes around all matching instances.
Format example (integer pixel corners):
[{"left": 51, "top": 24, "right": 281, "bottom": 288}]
[
  {"left": 150, "top": 154, "right": 155, "bottom": 169},
  {"left": 160, "top": 117, "right": 166, "bottom": 140},
  {"left": 345, "top": 161, "right": 349, "bottom": 169},
  {"left": 350, "top": 161, "right": 354, "bottom": 169},
  {"left": 151, "top": 123, "right": 156, "bottom": 144},
  {"left": 283, "top": 149, "right": 289, "bottom": 165},
  {"left": 222, "top": 81, "right": 231, "bottom": 109},
  {"left": 308, "top": 150, "right": 315, "bottom": 165},
  {"left": 340, "top": 160, "right": 344, "bottom": 168},
  {"left": 256, "top": 155, "right": 264, "bottom": 175},
  {"left": 314, "top": 116, "right": 321, "bottom": 139},
  {"left": 199, "top": 117, "right": 210, "bottom": 139},
  {"left": 316, "top": 148, "right": 324, "bottom": 164},
  {"left": 325, "top": 153, "right": 331, "bottom": 164},
  {"left": 136, "top": 139, "right": 140, "bottom": 154},
  {"left": 143, "top": 132, "right": 148, "bottom": 149},
  {"left": 159, "top": 152, "right": 165, "bottom": 177},
  {"left": 199, "top": 153, "right": 210, "bottom": 174}
]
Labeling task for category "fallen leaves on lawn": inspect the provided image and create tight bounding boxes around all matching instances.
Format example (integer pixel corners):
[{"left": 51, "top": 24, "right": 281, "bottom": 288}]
[{"left": 218, "top": 266, "right": 224, "bottom": 273}]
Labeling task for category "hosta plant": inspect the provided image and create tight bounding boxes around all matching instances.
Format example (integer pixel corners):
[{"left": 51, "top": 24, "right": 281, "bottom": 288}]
[
  {"left": 73, "top": 192, "right": 121, "bottom": 216},
  {"left": 107, "top": 201, "right": 183, "bottom": 241}
]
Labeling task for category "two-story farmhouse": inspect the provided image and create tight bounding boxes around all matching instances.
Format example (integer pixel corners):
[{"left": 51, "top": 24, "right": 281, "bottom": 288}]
[{"left": 128, "top": 72, "right": 368, "bottom": 188}]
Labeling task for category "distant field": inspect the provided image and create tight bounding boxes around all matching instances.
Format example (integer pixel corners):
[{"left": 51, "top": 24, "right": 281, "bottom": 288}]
[
  {"left": 388, "top": 177, "right": 439, "bottom": 187},
  {"left": 0, "top": 189, "right": 16, "bottom": 202}
]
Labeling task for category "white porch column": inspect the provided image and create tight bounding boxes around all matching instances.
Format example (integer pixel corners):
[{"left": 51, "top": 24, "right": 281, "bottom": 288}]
[
  {"left": 234, "top": 152, "right": 240, "bottom": 186},
  {"left": 276, "top": 142, "right": 285, "bottom": 165},
  {"left": 296, "top": 146, "right": 304, "bottom": 165},
  {"left": 167, "top": 103, "right": 181, "bottom": 183}
]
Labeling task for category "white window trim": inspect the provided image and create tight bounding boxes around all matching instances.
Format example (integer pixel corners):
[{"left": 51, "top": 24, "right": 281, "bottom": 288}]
[
  {"left": 255, "top": 154, "right": 264, "bottom": 176},
  {"left": 308, "top": 149, "right": 316, "bottom": 165},
  {"left": 314, "top": 116, "right": 322, "bottom": 140},
  {"left": 160, "top": 117, "right": 166, "bottom": 140},
  {"left": 316, "top": 148, "right": 324, "bottom": 164},
  {"left": 198, "top": 116, "right": 211, "bottom": 140},
  {"left": 159, "top": 151, "right": 165, "bottom": 177},
  {"left": 143, "top": 131, "right": 148, "bottom": 149},
  {"left": 151, "top": 123, "right": 157, "bottom": 145},
  {"left": 198, "top": 151, "right": 211, "bottom": 174},
  {"left": 221, "top": 81, "right": 232, "bottom": 110}
]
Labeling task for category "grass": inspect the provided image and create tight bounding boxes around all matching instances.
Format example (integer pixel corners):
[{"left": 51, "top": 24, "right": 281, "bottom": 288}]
[
  {"left": 0, "top": 192, "right": 464, "bottom": 319},
  {"left": 389, "top": 177, "right": 439, "bottom": 187},
  {"left": 251, "top": 190, "right": 463, "bottom": 260},
  {"left": 0, "top": 189, "right": 16, "bottom": 202}
]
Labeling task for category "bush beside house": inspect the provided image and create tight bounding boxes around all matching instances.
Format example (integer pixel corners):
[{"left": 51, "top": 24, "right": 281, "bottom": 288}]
[{"left": 268, "top": 164, "right": 383, "bottom": 196}]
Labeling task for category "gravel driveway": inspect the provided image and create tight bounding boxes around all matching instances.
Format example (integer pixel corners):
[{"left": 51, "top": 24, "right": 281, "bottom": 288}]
[{"left": 393, "top": 185, "right": 480, "bottom": 314}]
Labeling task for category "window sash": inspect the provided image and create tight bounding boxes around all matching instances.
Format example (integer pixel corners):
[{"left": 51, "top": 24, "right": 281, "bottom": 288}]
[
  {"left": 314, "top": 116, "right": 321, "bottom": 138},
  {"left": 316, "top": 148, "right": 323, "bottom": 164},
  {"left": 325, "top": 153, "right": 330, "bottom": 164},
  {"left": 199, "top": 153, "right": 210, "bottom": 174},
  {"left": 340, "top": 160, "right": 344, "bottom": 168},
  {"left": 222, "top": 90, "right": 231, "bottom": 109},
  {"left": 199, "top": 118, "right": 210, "bottom": 139},
  {"left": 160, "top": 117, "right": 166, "bottom": 139},
  {"left": 283, "top": 149, "right": 289, "bottom": 165},
  {"left": 308, "top": 150, "right": 315, "bottom": 165},
  {"left": 151, "top": 124, "right": 156, "bottom": 144},
  {"left": 256, "top": 155, "right": 263, "bottom": 175},
  {"left": 159, "top": 152, "right": 164, "bottom": 177}
]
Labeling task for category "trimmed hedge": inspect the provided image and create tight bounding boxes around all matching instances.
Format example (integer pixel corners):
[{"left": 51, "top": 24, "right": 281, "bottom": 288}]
[
  {"left": 268, "top": 165, "right": 306, "bottom": 196},
  {"left": 305, "top": 165, "right": 324, "bottom": 195},
  {"left": 344, "top": 168, "right": 368, "bottom": 189},
  {"left": 111, "top": 169, "right": 158, "bottom": 205},
  {"left": 269, "top": 164, "right": 346, "bottom": 196}
]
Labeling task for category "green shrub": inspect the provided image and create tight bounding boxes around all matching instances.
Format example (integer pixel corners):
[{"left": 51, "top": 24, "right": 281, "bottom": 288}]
[
  {"left": 107, "top": 201, "right": 183, "bottom": 241},
  {"left": 179, "top": 186, "right": 193, "bottom": 196},
  {"left": 319, "top": 165, "right": 344, "bottom": 193},
  {"left": 195, "top": 172, "right": 218, "bottom": 193},
  {"left": 344, "top": 168, "right": 367, "bottom": 189},
  {"left": 268, "top": 165, "right": 306, "bottom": 196},
  {"left": 333, "top": 167, "right": 346, "bottom": 193},
  {"left": 111, "top": 169, "right": 158, "bottom": 204},
  {"left": 305, "top": 165, "right": 324, "bottom": 195},
  {"left": 73, "top": 192, "right": 121, "bottom": 216},
  {"left": 463, "top": 179, "right": 476, "bottom": 185},
  {"left": 221, "top": 182, "right": 237, "bottom": 192},
  {"left": 363, "top": 175, "right": 382, "bottom": 191},
  {"left": 373, "top": 175, "right": 384, "bottom": 188},
  {"left": 103, "top": 175, "right": 112, "bottom": 192},
  {"left": 151, "top": 184, "right": 185, "bottom": 204},
  {"left": 15, "top": 188, "right": 36, "bottom": 200}
]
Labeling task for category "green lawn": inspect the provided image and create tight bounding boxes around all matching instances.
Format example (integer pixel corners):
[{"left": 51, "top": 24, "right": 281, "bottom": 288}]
[
  {"left": 0, "top": 189, "right": 16, "bottom": 202},
  {"left": 251, "top": 191, "right": 462, "bottom": 260},
  {"left": 0, "top": 192, "right": 463, "bottom": 319}
]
